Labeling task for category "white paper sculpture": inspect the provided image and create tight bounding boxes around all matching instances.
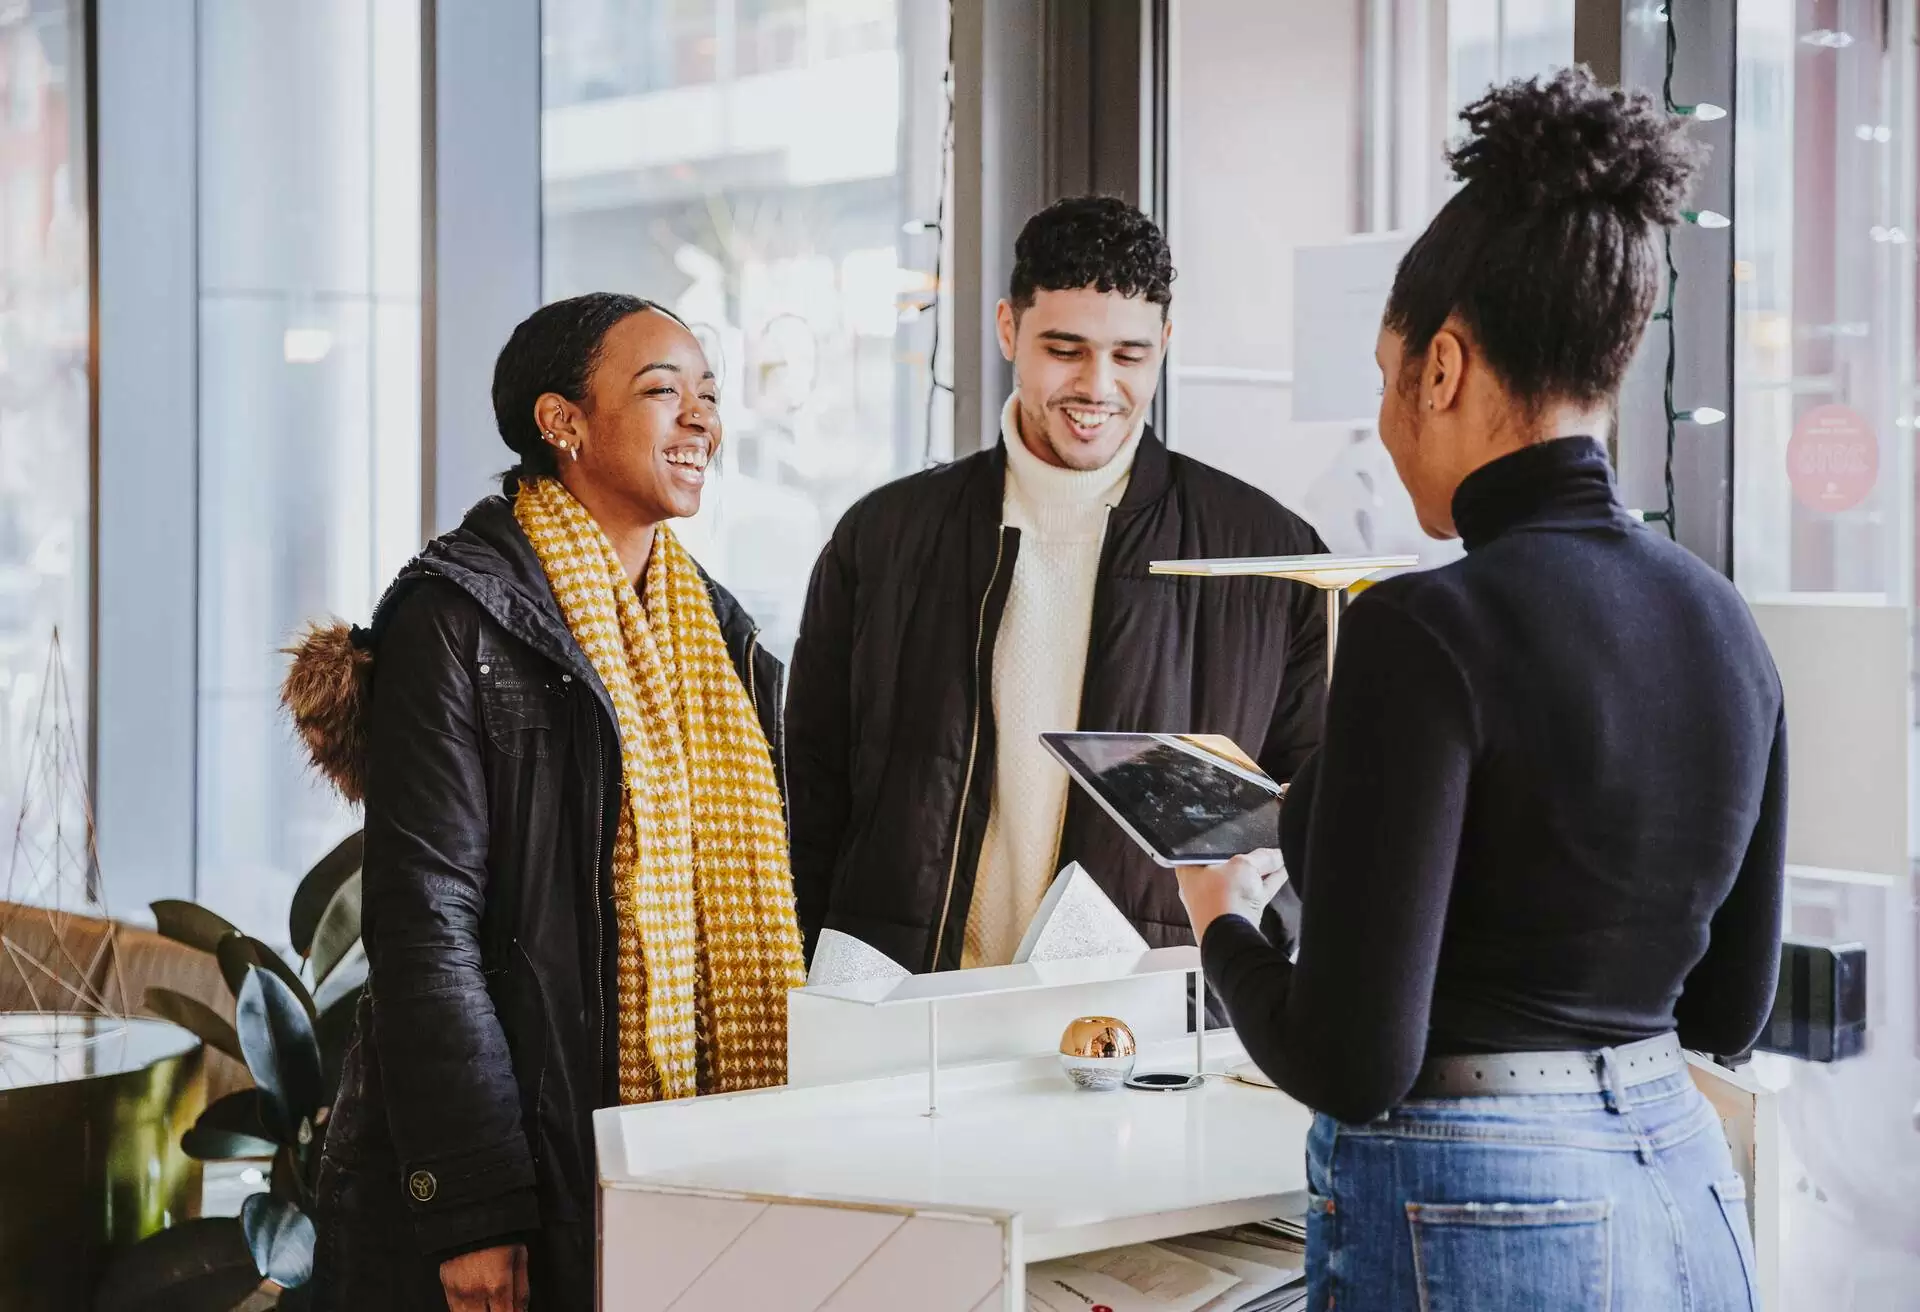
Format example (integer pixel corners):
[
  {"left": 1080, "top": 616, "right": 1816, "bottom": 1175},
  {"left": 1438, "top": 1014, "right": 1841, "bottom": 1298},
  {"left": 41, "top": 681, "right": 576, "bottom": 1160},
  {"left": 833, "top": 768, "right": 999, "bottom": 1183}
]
[
  {"left": 1013, "top": 862, "right": 1150, "bottom": 965},
  {"left": 805, "top": 928, "right": 912, "bottom": 989}
]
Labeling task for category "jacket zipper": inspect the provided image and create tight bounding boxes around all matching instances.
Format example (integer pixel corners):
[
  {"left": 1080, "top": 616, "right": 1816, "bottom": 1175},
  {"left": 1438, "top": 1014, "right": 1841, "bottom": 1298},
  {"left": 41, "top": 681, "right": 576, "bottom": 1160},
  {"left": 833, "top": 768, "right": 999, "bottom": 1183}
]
[
  {"left": 931, "top": 525, "right": 1009, "bottom": 969},
  {"left": 744, "top": 628, "right": 762, "bottom": 719},
  {"left": 588, "top": 705, "right": 607, "bottom": 1089}
]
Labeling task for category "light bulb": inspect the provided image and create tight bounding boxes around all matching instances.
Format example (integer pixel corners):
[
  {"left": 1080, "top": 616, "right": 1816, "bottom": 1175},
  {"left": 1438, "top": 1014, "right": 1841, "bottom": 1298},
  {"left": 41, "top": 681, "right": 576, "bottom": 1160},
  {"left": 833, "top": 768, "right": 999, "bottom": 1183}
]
[
  {"left": 901, "top": 219, "right": 937, "bottom": 235},
  {"left": 1685, "top": 210, "right": 1731, "bottom": 229},
  {"left": 1681, "top": 103, "right": 1727, "bottom": 122},
  {"left": 1679, "top": 407, "right": 1726, "bottom": 426}
]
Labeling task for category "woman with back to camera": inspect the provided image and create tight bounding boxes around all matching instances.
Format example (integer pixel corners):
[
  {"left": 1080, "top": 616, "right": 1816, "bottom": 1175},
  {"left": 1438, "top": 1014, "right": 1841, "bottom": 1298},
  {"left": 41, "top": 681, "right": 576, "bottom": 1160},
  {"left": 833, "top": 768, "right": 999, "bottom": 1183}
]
[
  {"left": 1175, "top": 70, "right": 1782, "bottom": 1309},
  {"left": 284, "top": 293, "right": 804, "bottom": 1311}
]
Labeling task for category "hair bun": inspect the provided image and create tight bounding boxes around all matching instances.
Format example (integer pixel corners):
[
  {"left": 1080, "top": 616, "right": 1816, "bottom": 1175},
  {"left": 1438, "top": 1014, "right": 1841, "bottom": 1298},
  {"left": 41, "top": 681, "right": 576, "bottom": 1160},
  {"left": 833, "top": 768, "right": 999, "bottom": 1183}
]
[{"left": 1448, "top": 67, "right": 1704, "bottom": 225}]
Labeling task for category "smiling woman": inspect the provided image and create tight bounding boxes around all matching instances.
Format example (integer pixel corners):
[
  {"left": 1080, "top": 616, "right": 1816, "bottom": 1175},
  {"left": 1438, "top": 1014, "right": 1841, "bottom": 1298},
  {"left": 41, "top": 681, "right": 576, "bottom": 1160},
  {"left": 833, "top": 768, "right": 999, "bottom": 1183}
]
[
  {"left": 498, "top": 297, "right": 723, "bottom": 577},
  {"left": 283, "top": 292, "right": 803, "bottom": 1312}
]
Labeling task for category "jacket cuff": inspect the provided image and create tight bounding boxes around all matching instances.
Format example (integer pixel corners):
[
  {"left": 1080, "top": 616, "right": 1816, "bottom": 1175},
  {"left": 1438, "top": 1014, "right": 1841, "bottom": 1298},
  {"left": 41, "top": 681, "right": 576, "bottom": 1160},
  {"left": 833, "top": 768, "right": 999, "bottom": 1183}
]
[
  {"left": 401, "top": 1137, "right": 540, "bottom": 1255},
  {"left": 414, "top": 1187, "right": 541, "bottom": 1258}
]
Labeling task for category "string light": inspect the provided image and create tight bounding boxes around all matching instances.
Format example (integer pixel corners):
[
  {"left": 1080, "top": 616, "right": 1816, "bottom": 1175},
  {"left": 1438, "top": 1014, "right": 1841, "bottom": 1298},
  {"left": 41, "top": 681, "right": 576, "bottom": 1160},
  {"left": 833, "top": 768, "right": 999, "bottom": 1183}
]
[
  {"left": 1676, "top": 407, "right": 1726, "bottom": 426},
  {"left": 1643, "top": 5, "right": 1729, "bottom": 541},
  {"left": 920, "top": 1, "right": 956, "bottom": 465}
]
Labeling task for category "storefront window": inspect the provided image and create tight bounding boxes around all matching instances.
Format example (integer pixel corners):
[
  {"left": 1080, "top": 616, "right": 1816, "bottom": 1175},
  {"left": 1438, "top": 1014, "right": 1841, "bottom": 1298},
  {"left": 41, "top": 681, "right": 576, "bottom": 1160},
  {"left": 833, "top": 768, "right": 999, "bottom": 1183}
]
[
  {"left": 541, "top": 0, "right": 947, "bottom": 661},
  {"left": 1168, "top": 0, "right": 1569, "bottom": 563},
  {"left": 1731, "top": 1, "right": 1920, "bottom": 1303},
  {"left": 195, "top": 1, "right": 422, "bottom": 937},
  {"left": 0, "top": 1, "right": 88, "bottom": 906}
]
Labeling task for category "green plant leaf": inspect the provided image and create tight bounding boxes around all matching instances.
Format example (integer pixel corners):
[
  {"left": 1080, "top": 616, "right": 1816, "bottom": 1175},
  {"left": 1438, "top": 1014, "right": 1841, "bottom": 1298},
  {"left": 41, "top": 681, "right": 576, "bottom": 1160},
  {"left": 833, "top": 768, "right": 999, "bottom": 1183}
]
[
  {"left": 149, "top": 899, "right": 242, "bottom": 958},
  {"left": 236, "top": 966, "right": 324, "bottom": 1146},
  {"left": 91, "top": 1216, "right": 263, "bottom": 1312},
  {"left": 240, "top": 1194, "right": 316, "bottom": 1289},
  {"left": 143, "top": 987, "right": 245, "bottom": 1064},
  {"left": 309, "top": 870, "right": 362, "bottom": 986},
  {"left": 314, "top": 983, "right": 363, "bottom": 1114},
  {"left": 219, "top": 936, "right": 317, "bottom": 1022},
  {"left": 182, "top": 1090, "right": 278, "bottom": 1161},
  {"left": 288, "top": 829, "right": 364, "bottom": 957}
]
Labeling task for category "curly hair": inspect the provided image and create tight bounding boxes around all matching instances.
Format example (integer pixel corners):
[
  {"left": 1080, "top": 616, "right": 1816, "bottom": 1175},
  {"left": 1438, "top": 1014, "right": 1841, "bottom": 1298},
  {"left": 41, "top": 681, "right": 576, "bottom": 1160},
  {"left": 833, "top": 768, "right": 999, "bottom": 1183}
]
[
  {"left": 1384, "top": 67, "right": 1706, "bottom": 411},
  {"left": 491, "top": 292, "right": 687, "bottom": 492},
  {"left": 1009, "top": 195, "right": 1175, "bottom": 315}
]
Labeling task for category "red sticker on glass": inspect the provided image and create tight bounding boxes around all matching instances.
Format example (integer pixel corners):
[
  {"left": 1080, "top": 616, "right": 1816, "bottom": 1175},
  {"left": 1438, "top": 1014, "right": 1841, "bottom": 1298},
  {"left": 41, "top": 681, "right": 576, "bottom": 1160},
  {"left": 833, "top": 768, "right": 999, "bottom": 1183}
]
[{"left": 1787, "top": 404, "right": 1878, "bottom": 513}]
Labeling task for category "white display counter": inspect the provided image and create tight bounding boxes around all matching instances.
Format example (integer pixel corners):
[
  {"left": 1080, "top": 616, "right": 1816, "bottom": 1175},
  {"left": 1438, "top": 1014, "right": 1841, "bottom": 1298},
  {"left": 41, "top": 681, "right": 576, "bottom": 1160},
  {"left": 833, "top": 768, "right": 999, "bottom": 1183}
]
[
  {"left": 595, "top": 949, "right": 1776, "bottom": 1311},
  {"left": 596, "top": 949, "right": 1310, "bottom": 1310}
]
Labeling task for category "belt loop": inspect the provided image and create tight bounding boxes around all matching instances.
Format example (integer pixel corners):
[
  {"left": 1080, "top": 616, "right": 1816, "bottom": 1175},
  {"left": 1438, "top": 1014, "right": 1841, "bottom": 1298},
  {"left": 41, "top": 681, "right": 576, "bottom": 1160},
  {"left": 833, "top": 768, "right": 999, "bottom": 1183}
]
[{"left": 1596, "top": 1047, "right": 1631, "bottom": 1113}]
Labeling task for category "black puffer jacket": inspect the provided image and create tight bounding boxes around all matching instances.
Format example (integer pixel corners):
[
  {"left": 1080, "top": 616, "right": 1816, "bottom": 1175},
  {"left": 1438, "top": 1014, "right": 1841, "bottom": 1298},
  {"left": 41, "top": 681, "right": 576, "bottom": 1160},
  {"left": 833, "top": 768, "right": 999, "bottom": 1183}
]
[
  {"left": 787, "top": 430, "right": 1327, "bottom": 972},
  {"left": 290, "top": 497, "right": 782, "bottom": 1312}
]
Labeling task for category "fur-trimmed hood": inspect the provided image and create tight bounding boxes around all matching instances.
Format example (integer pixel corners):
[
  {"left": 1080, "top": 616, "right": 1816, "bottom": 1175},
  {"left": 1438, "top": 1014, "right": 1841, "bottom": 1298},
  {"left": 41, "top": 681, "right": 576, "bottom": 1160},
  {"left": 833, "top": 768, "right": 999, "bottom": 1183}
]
[
  {"left": 279, "top": 496, "right": 595, "bottom": 805},
  {"left": 281, "top": 618, "right": 377, "bottom": 803}
]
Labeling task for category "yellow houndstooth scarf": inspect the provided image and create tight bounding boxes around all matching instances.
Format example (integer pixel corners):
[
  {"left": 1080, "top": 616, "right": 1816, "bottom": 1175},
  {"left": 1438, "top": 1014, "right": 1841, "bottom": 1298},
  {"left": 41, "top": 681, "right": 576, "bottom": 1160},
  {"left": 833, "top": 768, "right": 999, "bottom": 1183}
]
[{"left": 514, "top": 477, "right": 804, "bottom": 1104}]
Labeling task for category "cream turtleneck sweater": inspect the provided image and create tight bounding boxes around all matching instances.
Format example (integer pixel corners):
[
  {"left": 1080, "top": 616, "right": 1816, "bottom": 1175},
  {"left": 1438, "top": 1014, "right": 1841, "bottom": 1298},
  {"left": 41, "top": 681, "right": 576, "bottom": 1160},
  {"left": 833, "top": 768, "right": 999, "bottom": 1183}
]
[{"left": 961, "top": 397, "right": 1143, "bottom": 968}]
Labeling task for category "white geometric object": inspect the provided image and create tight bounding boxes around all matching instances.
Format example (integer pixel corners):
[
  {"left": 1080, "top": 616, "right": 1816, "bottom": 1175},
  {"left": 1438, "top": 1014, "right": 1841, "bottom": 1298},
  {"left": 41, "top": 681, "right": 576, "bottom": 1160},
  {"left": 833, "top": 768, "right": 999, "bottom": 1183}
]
[
  {"left": 807, "top": 928, "right": 911, "bottom": 990},
  {"left": 1013, "top": 863, "right": 1148, "bottom": 965}
]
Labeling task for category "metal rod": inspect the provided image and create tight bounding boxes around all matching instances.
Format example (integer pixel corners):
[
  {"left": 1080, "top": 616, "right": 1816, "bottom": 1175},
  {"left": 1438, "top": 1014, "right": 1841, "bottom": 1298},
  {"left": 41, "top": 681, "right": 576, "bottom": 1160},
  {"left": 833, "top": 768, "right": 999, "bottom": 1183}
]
[
  {"left": 925, "top": 1000, "right": 940, "bottom": 1117},
  {"left": 1195, "top": 970, "right": 1207, "bottom": 1075},
  {"left": 1324, "top": 587, "right": 1345, "bottom": 684}
]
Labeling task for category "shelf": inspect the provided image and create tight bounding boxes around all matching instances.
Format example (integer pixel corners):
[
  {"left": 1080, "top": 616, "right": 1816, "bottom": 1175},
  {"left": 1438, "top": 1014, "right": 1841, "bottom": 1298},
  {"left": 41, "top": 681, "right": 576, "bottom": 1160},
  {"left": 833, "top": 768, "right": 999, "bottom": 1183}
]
[
  {"left": 1150, "top": 553, "right": 1418, "bottom": 591},
  {"left": 798, "top": 945, "right": 1199, "bottom": 1008}
]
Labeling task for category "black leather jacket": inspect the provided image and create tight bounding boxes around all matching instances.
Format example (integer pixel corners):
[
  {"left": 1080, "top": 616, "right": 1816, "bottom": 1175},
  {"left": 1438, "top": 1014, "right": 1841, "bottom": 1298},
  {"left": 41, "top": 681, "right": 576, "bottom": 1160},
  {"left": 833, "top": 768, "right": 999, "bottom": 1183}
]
[{"left": 305, "top": 497, "right": 781, "bottom": 1311}]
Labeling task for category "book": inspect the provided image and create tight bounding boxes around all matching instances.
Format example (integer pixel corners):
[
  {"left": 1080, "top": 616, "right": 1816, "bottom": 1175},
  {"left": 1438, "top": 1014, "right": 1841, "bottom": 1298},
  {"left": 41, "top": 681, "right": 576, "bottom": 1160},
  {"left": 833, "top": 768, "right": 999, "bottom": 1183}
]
[{"left": 1027, "top": 1218, "right": 1308, "bottom": 1312}]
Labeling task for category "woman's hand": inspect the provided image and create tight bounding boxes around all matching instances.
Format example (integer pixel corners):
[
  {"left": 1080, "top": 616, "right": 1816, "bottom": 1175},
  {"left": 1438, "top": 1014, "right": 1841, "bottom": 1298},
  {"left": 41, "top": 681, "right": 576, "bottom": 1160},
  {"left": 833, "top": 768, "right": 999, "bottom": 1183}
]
[
  {"left": 440, "top": 1243, "right": 529, "bottom": 1312},
  {"left": 1175, "top": 849, "right": 1288, "bottom": 943}
]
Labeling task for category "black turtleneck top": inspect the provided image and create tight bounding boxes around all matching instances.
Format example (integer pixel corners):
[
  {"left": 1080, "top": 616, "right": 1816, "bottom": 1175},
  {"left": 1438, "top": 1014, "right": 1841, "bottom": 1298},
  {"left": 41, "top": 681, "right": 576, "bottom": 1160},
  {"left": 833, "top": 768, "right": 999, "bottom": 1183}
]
[{"left": 1204, "top": 437, "right": 1786, "bottom": 1124}]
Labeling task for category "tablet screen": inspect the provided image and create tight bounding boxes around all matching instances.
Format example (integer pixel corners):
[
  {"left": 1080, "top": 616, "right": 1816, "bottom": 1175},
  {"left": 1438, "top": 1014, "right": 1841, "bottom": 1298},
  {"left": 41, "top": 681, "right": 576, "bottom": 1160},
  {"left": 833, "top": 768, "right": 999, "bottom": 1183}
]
[{"left": 1042, "top": 732, "right": 1281, "bottom": 864}]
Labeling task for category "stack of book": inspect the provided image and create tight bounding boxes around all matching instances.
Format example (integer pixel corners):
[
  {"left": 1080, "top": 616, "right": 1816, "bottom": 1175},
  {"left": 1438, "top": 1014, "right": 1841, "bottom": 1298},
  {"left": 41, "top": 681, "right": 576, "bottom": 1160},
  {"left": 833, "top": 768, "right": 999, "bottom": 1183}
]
[{"left": 1027, "top": 1213, "right": 1309, "bottom": 1311}]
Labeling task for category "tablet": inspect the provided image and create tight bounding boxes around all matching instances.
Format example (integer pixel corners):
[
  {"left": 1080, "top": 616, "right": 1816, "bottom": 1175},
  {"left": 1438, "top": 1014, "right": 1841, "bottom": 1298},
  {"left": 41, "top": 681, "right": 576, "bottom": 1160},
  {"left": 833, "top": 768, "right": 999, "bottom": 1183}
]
[{"left": 1040, "top": 731, "right": 1282, "bottom": 866}]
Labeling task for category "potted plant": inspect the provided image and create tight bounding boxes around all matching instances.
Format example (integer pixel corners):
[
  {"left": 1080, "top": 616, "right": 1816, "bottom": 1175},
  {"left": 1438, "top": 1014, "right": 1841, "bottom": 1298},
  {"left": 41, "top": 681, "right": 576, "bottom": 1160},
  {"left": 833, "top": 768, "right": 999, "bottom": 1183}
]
[{"left": 96, "top": 832, "right": 363, "bottom": 1312}]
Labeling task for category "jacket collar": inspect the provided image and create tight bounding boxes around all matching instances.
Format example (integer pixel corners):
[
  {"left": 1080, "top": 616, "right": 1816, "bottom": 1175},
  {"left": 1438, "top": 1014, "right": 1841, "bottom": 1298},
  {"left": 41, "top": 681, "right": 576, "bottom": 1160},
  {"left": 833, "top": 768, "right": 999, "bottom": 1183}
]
[{"left": 371, "top": 495, "right": 758, "bottom": 707}]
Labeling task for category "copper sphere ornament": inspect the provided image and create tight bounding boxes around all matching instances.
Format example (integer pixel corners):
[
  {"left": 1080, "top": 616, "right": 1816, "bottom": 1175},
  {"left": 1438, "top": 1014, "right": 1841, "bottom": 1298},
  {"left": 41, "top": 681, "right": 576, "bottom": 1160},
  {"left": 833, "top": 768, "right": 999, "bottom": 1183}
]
[{"left": 1058, "top": 1016, "right": 1138, "bottom": 1091}]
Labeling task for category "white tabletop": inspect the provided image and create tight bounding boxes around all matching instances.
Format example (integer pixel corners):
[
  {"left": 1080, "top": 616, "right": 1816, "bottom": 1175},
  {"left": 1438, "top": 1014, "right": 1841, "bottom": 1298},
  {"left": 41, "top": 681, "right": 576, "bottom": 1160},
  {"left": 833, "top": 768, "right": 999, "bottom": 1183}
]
[{"left": 598, "top": 1038, "right": 1314, "bottom": 1261}]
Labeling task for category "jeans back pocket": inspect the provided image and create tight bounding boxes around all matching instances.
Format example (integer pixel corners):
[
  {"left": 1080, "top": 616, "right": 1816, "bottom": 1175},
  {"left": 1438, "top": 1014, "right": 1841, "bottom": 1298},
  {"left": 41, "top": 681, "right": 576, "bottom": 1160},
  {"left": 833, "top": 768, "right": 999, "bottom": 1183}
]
[
  {"left": 1407, "top": 1198, "right": 1611, "bottom": 1312},
  {"left": 1711, "top": 1176, "right": 1761, "bottom": 1312}
]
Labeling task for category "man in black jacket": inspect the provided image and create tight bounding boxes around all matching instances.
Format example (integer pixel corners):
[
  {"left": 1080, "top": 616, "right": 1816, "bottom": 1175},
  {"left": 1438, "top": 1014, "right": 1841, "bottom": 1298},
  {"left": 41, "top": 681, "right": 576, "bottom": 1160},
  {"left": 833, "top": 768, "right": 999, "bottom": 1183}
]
[{"left": 787, "top": 197, "right": 1328, "bottom": 974}]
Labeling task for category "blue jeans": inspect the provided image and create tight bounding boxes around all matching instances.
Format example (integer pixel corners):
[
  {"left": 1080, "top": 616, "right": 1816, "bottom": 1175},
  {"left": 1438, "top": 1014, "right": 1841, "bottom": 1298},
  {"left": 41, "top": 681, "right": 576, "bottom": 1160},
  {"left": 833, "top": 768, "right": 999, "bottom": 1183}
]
[{"left": 1305, "top": 1068, "right": 1761, "bottom": 1310}]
